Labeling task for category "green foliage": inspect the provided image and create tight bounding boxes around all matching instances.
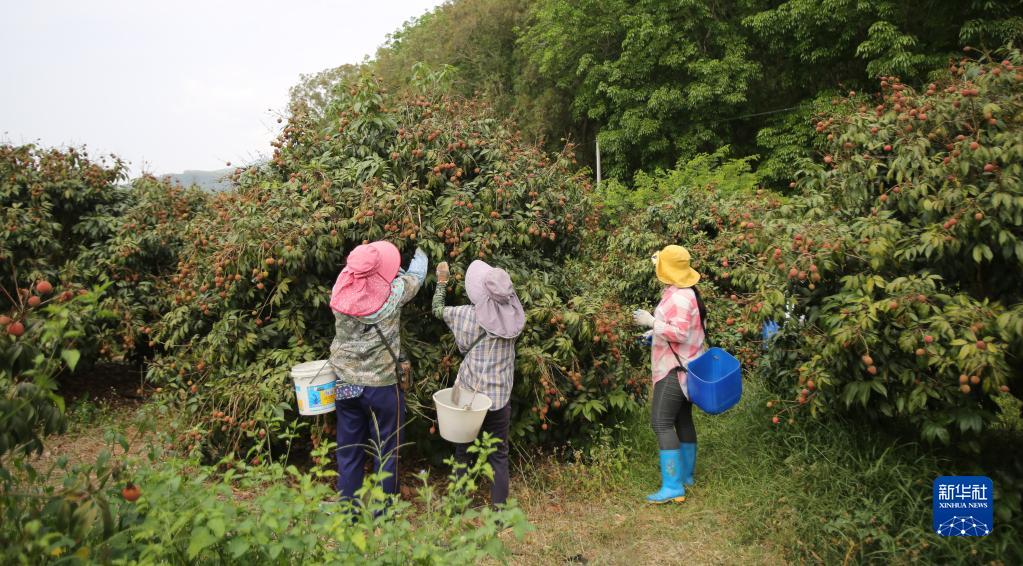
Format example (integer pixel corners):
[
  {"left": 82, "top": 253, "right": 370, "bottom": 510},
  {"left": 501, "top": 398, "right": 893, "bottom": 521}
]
[
  {"left": 0, "top": 288, "right": 110, "bottom": 458},
  {"left": 520, "top": 0, "right": 761, "bottom": 179},
  {"left": 526, "top": 380, "right": 1022, "bottom": 563},
  {"left": 582, "top": 155, "right": 771, "bottom": 366},
  {"left": 66, "top": 175, "right": 210, "bottom": 361},
  {"left": 0, "top": 144, "right": 127, "bottom": 301},
  {"left": 0, "top": 428, "right": 528, "bottom": 564},
  {"left": 694, "top": 380, "right": 1023, "bottom": 563},
  {"left": 288, "top": 64, "right": 361, "bottom": 124},
  {"left": 142, "top": 71, "right": 641, "bottom": 458},
  {"left": 726, "top": 51, "right": 1023, "bottom": 445},
  {"left": 745, "top": 0, "right": 1023, "bottom": 87},
  {"left": 367, "top": 0, "right": 1023, "bottom": 183},
  {"left": 0, "top": 145, "right": 200, "bottom": 370},
  {"left": 0, "top": 428, "right": 138, "bottom": 563},
  {"left": 579, "top": 51, "right": 1023, "bottom": 450},
  {"left": 597, "top": 147, "right": 759, "bottom": 217},
  {"left": 753, "top": 94, "right": 840, "bottom": 188},
  {"left": 374, "top": 0, "right": 529, "bottom": 113}
]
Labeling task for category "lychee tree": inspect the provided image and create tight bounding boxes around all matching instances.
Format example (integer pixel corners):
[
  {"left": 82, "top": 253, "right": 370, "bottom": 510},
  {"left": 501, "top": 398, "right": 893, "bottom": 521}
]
[
  {"left": 145, "top": 70, "right": 644, "bottom": 458},
  {"left": 579, "top": 149, "right": 780, "bottom": 374},
  {"left": 0, "top": 144, "right": 126, "bottom": 306},
  {"left": 69, "top": 175, "right": 209, "bottom": 363},
  {"left": 717, "top": 49, "right": 1023, "bottom": 446}
]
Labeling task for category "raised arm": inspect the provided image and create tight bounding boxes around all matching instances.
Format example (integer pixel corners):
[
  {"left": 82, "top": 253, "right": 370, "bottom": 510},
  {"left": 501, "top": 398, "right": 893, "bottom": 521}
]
[
  {"left": 432, "top": 261, "right": 449, "bottom": 319},
  {"left": 397, "top": 248, "right": 429, "bottom": 305}
]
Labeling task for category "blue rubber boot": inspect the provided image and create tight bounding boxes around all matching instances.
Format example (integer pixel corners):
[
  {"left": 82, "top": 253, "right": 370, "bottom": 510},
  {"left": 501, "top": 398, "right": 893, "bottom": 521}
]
[
  {"left": 680, "top": 442, "right": 697, "bottom": 486},
  {"left": 647, "top": 449, "right": 686, "bottom": 504}
]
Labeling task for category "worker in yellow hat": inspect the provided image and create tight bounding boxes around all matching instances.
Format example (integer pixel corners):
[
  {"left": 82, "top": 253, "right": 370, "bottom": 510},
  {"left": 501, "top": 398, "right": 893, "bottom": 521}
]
[{"left": 632, "top": 245, "right": 707, "bottom": 503}]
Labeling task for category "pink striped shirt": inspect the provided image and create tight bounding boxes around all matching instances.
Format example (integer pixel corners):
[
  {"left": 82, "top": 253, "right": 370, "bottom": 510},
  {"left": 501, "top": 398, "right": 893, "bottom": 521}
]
[{"left": 651, "top": 286, "right": 706, "bottom": 392}]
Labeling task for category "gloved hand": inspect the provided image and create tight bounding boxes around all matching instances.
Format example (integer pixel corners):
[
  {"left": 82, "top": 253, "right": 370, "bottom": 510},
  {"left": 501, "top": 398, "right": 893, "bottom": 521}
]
[
  {"left": 407, "top": 247, "right": 429, "bottom": 282},
  {"left": 632, "top": 309, "right": 655, "bottom": 328},
  {"left": 436, "top": 261, "right": 450, "bottom": 283},
  {"left": 638, "top": 329, "right": 654, "bottom": 346}
]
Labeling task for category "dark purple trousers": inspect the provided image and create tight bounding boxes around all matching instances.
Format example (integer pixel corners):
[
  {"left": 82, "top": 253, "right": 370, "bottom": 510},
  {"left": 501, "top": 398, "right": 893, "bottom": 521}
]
[
  {"left": 335, "top": 384, "right": 404, "bottom": 500},
  {"left": 454, "top": 403, "right": 511, "bottom": 505}
]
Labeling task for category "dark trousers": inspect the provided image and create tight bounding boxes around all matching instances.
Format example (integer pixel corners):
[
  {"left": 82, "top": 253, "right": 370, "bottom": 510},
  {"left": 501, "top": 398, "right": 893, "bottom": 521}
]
[
  {"left": 455, "top": 403, "right": 511, "bottom": 505},
  {"left": 336, "top": 384, "right": 404, "bottom": 500},
  {"left": 651, "top": 369, "right": 696, "bottom": 450}
]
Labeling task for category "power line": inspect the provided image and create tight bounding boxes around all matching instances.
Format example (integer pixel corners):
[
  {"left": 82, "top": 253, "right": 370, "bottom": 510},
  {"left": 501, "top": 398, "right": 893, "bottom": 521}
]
[{"left": 700, "top": 105, "right": 803, "bottom": 125}]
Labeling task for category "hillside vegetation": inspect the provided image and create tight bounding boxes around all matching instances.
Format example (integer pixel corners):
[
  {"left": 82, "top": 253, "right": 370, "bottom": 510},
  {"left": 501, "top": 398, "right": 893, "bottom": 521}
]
[{"left": 2, "top": 1, "right": 1023, "bottom": 563}]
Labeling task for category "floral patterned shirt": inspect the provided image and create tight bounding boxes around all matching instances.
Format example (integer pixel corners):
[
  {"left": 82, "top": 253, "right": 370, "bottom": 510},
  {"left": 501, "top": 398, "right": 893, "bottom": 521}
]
[{"left": 329, "top": 273, "right": 423, "bottom": 387}]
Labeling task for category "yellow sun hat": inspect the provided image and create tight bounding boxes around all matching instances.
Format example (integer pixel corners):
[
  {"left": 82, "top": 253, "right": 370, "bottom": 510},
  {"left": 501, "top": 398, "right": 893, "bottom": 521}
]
[{"left": 654, "top": 245, "right": 701, "bottom": 288}]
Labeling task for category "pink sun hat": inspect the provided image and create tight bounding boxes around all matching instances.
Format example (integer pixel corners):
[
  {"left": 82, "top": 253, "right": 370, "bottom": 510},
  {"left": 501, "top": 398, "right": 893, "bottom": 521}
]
[
  {"left": 465, "top": 260, "right": 525, "bottom": 339},
  {"left": 330, "top": 241, "right": 401, "bottom": 316}
]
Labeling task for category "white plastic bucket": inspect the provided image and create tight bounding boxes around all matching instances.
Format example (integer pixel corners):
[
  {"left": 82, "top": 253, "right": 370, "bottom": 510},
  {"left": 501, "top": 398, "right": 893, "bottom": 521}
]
[
  {"left": 433, "top": 387, "right": 492, "bottom": 443},
  {"left": 292, "top": 360, "right": 337, "bottom": 416}
]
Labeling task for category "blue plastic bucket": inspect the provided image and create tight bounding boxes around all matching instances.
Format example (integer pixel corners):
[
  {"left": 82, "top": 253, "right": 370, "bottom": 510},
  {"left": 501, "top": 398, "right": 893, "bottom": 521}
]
[
  {"left": 686, "top": 347, "right": 742, "bottom": 415},
  {"left": 761, "top": 320, "right": 780, "bottom": 348}
]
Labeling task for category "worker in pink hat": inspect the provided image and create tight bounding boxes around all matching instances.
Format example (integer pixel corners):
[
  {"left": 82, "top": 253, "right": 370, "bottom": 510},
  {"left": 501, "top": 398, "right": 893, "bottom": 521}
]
[
  {"left": 329, "top": 241, "right": 428, "bottom": 502},
  {"left": 432, "top": 259, "right": 525, "bottom": 506}
]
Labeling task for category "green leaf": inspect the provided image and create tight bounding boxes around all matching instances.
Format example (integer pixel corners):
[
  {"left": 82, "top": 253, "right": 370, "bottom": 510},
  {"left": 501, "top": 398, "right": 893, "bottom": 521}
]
[
  {"left": 61, "top": 349, "right": 81, "bottom": 371},
  {"left": 227, "top": 537, "right": 250, "bottom": 558},
  {"left": 187, "top": 526, "right": 217, "bottom": 559},
  {"left": 959, "top": 412, "right": 983, "bottom": 434},
  {"left": 208, "top": 517, "right": 226, "bottom": 538},
  {"left": 350, "top": 530, "right": 367, "bottom": 552}
]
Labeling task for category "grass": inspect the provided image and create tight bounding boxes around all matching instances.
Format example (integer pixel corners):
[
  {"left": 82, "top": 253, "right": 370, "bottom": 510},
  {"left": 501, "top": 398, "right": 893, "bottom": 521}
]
[
  {"left": 504, "top": 378, "right": 1022, "bottom": 565},
  {"left": 65, "top": 394, "right": 129, "bottom": 432},
  {"left": 37, "top": 377, "right": 1023, "bottom": 565},
  {"left": 505, "top": 403, "right": 785, "bottom": 565}
]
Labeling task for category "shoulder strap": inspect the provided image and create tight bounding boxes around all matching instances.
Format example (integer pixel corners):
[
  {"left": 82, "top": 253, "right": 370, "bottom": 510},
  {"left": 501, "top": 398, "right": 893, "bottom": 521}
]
[
  {"left": 667, "top": 342, "right": 688, "bottom": 374},
  {"left": 691, "top": 286, "right": 711, "bottom": 347},
  {"left": 456, "top": 330, "right": 490, "bottom": 393},
  {"left": 368, "top": 323, "right": 400, "bottom": 366},
  {"left": 665, "top": 286, "right": 711, "bottom": 372},
  {"left": 463, "top": 331, "right": 487, "bottom": 356}
]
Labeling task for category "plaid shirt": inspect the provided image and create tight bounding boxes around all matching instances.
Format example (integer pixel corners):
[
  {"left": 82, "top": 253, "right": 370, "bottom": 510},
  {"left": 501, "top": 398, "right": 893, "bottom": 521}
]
[
  {"left": 434, "top": 282, "right": 516, "bottom": 411},
  {"left": 651, "top": 286, "right": 706, "bottom": 392}
]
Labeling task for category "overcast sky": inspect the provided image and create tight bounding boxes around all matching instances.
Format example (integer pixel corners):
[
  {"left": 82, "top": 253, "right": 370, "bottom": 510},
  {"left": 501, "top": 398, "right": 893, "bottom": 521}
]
[{"left": 1, "top": 0, "right": 441, "bottom": 176}]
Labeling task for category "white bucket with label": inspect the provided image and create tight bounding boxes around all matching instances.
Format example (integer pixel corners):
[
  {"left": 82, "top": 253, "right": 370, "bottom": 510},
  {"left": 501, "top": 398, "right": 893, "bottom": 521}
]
[
  {"left": 433, "top": 387, "right": 492, "bottom": 443},
  {"left": 292, "top": 360, "right": 337, "bottom": 416}
]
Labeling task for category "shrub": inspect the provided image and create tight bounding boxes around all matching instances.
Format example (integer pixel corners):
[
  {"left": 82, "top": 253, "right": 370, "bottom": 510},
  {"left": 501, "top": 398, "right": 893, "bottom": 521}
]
[
  {"left": 0, "top": 288, "right": 109, "bottom": 458},
  {"left": 717, "top": 49, "right": 1023, "bottom": 445},
  {"left": 0, "top": 145, "right": 190, "bottom": 373},
  {"left": 580, "top": 148, "right": 772, "bottom": 367},
  {"left": 144, "top": 69, "right": 643, "bottom": 458},
  {"left": 0, "top": 429, "right": 528, "bottom": 564},
  {"left": 68, "top": 175, "right": 209, "bottom": 362},
  {"left": 582, "top": 49, "right": 1023, "bottom": 448},
  {"left": 0, "top": 144, "right": 126, "bottom": 297}
]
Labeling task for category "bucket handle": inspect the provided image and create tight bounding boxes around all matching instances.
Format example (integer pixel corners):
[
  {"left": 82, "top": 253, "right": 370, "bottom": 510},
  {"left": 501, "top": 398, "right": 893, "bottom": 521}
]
[
  {"left": 451, "top": 381, "right": 480, "bottom": 411},
  {"left": 296, "top": 360, "right": 333, "bottom": 385}
]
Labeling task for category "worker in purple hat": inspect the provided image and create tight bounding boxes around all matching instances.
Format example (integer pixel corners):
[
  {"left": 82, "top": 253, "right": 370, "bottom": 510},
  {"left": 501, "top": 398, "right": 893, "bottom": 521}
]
[
  {"left": 329, "top": 240, "right": 427, "bottom": 502},
  {"left": 432, "top": 259, "right": 525, "bottom": 506}
]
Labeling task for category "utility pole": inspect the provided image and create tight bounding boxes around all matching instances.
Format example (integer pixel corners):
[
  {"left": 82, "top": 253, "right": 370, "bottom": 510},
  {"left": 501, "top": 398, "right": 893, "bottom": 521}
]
[{"left": 595, "top": 138, "right": 601, "bottom": 191}]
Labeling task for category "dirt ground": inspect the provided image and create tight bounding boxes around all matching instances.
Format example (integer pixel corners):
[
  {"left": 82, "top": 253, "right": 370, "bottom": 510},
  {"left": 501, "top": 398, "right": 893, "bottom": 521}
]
[{"left": 25, "top": 363, "right": 152, "bottom": 473}]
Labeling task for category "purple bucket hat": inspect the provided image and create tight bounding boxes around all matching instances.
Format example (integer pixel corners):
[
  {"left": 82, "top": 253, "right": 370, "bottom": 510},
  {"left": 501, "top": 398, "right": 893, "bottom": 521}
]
[{"left": 465, "top": 260, "right": 525, "bottom": 339}]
